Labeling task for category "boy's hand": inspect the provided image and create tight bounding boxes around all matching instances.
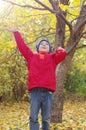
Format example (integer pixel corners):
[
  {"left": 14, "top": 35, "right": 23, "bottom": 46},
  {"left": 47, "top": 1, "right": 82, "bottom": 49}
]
[{"left": 8, "top": 27, "right": 17, "bottom": 32}]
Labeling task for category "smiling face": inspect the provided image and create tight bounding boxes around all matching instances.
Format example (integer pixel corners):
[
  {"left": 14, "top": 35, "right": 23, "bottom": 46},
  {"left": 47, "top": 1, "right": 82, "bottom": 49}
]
[{"left": 38, "top": 41, "right": 50, "bottom": 53}]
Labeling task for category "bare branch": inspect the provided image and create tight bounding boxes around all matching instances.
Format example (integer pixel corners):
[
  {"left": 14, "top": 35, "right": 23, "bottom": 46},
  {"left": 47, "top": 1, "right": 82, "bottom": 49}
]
[
  {"left": 4, "top": 0, "right": 46, "bottom": 10},
  {"left": 28, "top": 32, "right": 55, "bottom": 44},
  {"left": 66, "top": 35, "right": 81, "bottom": 55},
  {"left": 71, "top": 14, "right": 86, "bottom": 23},
  {"left": 76, "top": 43, "right": 86, "bottom": 49},
  {"left": 74, "top": 5, "right": 86, "bottom": 35},
  {"left": 80, "top": 31, "right": 86, "bottom": 38},
  {"left": 4, "top": 0, "right": 59, "bottom": 14},
  {"left": 34, "top": 0, "right": 55, "bottom": 13},
  {"left": 66, "top": 30, "right": 86, "bottom": 54},
  {"left": 74, "top": 19, "right": 86, "bottom": 35},
  {"left": 67, "top": 12, "right": 78, "bottom": 17},
  {"left": 66, "top": 5, "right": 86, "bottom": 54}
]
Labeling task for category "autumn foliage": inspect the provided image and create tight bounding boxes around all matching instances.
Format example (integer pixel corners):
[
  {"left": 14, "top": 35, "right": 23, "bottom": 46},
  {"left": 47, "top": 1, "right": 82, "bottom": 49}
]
[
  {"left": 0, "top": 101, "right": 86, "bottom": 130},
  {"left": 0, "top": 0, "right": 86, "bottom": 125}
]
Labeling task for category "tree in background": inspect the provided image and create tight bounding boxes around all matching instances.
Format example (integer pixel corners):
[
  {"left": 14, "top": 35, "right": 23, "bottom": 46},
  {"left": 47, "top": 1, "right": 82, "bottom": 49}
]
[
  {"left": 65, "top": 49, "right": 86, "bottom": 98},
  {"left": 0, "top": 0, "right": 86, "bottom": 123}
]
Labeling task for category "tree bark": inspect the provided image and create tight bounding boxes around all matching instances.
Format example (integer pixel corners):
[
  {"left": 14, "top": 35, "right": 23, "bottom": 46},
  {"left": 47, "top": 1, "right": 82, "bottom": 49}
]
[
  {"left": 51, "top": 4, "right": 86, "bottom": 123},
  {"left": 51, "top": 54, "right": 73, "bottom": 122}
]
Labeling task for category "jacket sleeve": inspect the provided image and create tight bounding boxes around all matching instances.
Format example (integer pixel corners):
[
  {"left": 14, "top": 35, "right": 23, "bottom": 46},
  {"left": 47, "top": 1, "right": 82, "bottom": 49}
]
[
  {"left": 54, "top": 47, "right": 66, "bottom": 65},
  {"left": 13, "top": 31, "right": 33, "bottom": 62}
]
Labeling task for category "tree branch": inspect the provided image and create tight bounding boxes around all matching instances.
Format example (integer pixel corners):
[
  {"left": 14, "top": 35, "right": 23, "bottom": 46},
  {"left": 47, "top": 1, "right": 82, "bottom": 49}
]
[
  {"left": 71, "top": 14, "right": 86, "bottom": 23},
  {"left": 3, "top": 0, "right": 46, "bottom": 10},
  {"left": 74, "top": 19, "right": 86, "bottom": 35},
  {"left": 76, "top": 43, "right": 86, "bottom": 49},
  {"left": 49, "top": 0, "right": 55, "bottom": 9},
  {"left": 80, "top": 31, "right": 86, "bottom": 38},
  {"left": 74, "top": 5, "right": 86, "bottom": 35},
  {"left": 34, "top": 0, "right": 55, "bottom": 13},
  {"left": 4, "top": 0, "right": 72, "bottom": 33},
  {"left": 27, "top": 32, "right": 55, "bottom": 44},
  {"left": 35, "top": 0, "right": 72, "bottom": 32},
  {"left": 49, "top": 0, "right": 59, "bottom": 10},
  {"left": 66, "top": 33, "right": 83, "bottom": 54},
  {"left": 58, "top": 11, "right": 73, "bottom": 33},
  {"left": 66, "top": 5, "right": 86, "bottom": 54},
  {"left": 66, "top": 30, "right": 86, "bottom": 54}
]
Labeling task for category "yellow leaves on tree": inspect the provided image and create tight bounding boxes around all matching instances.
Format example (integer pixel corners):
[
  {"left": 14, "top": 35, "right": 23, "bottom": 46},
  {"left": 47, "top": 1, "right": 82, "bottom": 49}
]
[
  {"left": 60, "top": 4, "right": 69, "bottom": 11},
  {"left": 71, "top": 0, "right": 81, "bottom": 7}
]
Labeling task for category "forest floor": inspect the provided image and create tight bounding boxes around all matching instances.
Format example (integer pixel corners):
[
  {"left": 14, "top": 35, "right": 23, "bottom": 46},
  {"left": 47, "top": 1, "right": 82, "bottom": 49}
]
[{"left": 0, "top": 100, "right": 86, "bottom": 130}]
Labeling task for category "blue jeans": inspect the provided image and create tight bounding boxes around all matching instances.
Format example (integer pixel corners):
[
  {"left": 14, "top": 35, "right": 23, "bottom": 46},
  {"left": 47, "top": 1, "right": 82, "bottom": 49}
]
[{"left": 29, "top": 89, "right": 53, "bottom": 130}]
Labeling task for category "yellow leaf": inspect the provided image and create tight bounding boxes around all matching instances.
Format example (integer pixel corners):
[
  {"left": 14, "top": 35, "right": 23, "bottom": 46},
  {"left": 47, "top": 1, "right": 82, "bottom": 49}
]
[
  {"left": 60, "top": 4, "right": 69, "bottom": 11},
  {"left": 72, "top": 0, "right": 80, "bottom": 6}
]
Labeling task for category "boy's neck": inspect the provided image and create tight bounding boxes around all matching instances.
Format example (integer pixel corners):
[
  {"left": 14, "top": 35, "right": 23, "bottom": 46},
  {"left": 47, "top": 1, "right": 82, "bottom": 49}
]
[
  {"left": 39, "top": 51, "right": 48, "bottom": 54},
  {"left": 38, "top": 51, "right": 48, "bottom": 59}
]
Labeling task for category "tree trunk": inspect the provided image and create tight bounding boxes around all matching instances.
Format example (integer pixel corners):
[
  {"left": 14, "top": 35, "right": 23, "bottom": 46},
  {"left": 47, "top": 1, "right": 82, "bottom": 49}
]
[
  {"left": 51, "top": 53, "right": 73, "bottom": 122},
  {"left": 51, "top": 3, "right": 86, "bottom": 123}
]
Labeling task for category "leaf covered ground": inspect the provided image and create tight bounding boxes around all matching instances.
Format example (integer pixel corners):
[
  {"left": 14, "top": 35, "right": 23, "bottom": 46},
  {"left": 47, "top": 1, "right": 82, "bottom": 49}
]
[{"left": 0, "top": 101, "right": 86, "bottom": 130}]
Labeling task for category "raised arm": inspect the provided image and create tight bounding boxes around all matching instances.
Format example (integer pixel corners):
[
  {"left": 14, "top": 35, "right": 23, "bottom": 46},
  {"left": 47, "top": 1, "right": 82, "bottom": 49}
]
[
  {"left": 8, "top": 27, "right": 33, "bottom": 62},
  {"left": 54, "top": 47, "right": 66, "bottom": 65}
]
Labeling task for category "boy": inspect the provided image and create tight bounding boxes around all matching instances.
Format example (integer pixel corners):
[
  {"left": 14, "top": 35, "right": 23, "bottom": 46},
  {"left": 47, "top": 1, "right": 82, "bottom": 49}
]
[{"left": 8, "top": 27, "right": 66, "bottom": 130}]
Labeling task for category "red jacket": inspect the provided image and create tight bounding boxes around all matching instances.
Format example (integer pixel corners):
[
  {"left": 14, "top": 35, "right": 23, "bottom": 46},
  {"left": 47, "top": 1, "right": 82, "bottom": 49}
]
[{"left": 14, "top": 31, "right": 66, "bottom": 92}]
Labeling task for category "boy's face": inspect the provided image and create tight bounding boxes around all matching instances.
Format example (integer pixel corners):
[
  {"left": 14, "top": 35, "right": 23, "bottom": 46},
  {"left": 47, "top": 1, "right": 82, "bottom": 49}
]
[{"left": 38, "top": 41, "right": 49, "bottom": 53}]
